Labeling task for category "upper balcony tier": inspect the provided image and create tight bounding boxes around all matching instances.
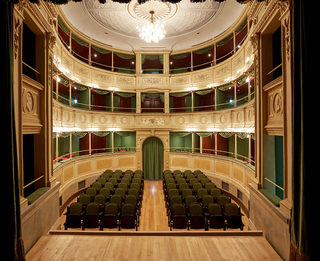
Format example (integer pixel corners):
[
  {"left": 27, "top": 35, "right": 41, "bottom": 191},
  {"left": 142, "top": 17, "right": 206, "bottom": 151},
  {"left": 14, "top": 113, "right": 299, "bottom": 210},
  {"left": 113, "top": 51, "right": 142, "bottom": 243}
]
[{"left": 52, "top": 7, "right": 255, "bottom": 94}]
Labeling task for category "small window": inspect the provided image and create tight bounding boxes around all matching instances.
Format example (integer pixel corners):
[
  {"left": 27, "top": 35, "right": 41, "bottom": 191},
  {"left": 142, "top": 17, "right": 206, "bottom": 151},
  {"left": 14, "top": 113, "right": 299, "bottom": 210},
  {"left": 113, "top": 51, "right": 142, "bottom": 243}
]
[
  {"left": 78, "top": 180, "right": 86, "bottom": 190},
  {"left": 222, "top": 181, "right": 229, "bottom": 191},
  {"left": 237, "top": 189, "right": 243, "bottom": 201}
]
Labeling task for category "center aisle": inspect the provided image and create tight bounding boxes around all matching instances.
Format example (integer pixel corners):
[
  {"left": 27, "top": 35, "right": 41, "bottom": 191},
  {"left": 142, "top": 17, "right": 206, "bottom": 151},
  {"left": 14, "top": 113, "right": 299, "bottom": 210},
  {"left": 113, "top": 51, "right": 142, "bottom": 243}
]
[{"left": 139, "top": 180, "right": 170, "bottom": 231}]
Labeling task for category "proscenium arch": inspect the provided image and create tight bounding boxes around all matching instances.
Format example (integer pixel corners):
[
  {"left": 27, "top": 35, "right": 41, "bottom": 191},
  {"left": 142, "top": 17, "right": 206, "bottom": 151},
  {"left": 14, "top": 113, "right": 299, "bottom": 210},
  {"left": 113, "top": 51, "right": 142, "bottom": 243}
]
[{"left": 142, "top": 136, "right": 164, "bottom": 180}]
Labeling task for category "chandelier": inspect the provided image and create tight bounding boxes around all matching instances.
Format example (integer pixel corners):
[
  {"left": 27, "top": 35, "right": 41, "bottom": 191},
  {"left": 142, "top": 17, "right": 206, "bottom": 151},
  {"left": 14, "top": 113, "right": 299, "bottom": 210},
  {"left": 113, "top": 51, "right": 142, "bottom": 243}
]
[{"left": 136, "top": 11, "right": 166, "bottom": 43}]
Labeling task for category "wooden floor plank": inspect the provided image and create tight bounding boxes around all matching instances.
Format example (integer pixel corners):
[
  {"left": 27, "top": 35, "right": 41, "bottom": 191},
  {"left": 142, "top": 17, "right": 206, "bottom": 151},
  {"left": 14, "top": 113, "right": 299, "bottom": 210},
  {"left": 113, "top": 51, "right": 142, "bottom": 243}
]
[{"left": 27, "top": 181, "right": 282, "bottom": 261}]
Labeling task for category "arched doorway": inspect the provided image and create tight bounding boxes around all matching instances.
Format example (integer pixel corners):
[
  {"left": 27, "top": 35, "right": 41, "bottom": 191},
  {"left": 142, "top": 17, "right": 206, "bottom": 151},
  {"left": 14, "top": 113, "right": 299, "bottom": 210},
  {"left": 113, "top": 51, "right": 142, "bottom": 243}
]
[{"left": 142, "top": 137, "right": 163, "bottom": 180}]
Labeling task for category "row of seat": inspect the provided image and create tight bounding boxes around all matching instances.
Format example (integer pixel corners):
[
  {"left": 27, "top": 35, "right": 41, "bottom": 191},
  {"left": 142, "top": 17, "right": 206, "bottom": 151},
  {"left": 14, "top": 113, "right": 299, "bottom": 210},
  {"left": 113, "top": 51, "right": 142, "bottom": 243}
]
[
  {"left": 168, "top": 202, "right": 244, "bottom": 231},
  {"left": 64, "top": 201, "right": 139, "bottom": 231},
  {"left": 64, "top": 169, "right": 144, "bottom": 230},
  {"left": 163, "top": 169, "right": 244, "bottom": 231}
]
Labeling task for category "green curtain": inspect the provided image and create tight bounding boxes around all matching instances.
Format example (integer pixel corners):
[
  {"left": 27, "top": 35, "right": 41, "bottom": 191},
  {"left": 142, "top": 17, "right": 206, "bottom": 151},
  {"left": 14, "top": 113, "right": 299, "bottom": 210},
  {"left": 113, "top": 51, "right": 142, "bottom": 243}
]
[
  {"left": 237, "top": 75, "right": 248, "bottom": 85},
  {"left": 92, "top": 45, "right": 111, "bottom": 54},
  {"left": 193, "top": 45, "right": 213, "bottom": 55},
  {"left": 237, "top": 133, "right": 248, "bottom": 139},
  {"left": 114, "top": 52, "right": 135, "bottom": 60},
  {"left": 71, "top": 33, "right": 88, "bottom": 46},
  {"left": 58, "top": 16, "right": 70, "bottom": 34},
  {"left": 141, "top": 54, "right": 164, "bottom": 64},
  {"left": 59, "top": 132, "right": 70, "bottom": 138},
  {"left": 195, "top": 89, "right": 213, "bottom": 96},
  {"left": 216, "top": 34, "right": 233, "bottom": 46},
  {"left": 3, "top": 2, "right": 25, "bottom": 260},
  {"left": 141, "top": 93, "right": 164, "bottom": 102},
  {"left": 93, "top": 131, "right": 110, "bottom": 137},
  {"left": 196, "top": 132, "right": 212, "bottom": 138},
  {"left": 58, "top": 75, "right": 69, "bottom": 85},
  {"left": 72, "top": 83, "right": 87, "bottom": 91},
  {"left": 93, "top": 89, "right": 109, "bottom": 95},
  {"left": 116, "top": 92, "right": 136, "bottom": 98},
  {"left": 116, "top": 132, "right": 135, "bottom": 137},
  {"left": 291, "top": 1, "right": 313, "bottom": 260},
  {"left": 170, "top": 92, "right": 190, "bottom": 97},
  {"left": 142, "top": 137, "right": 163, "bottom": 180},
  {"left": 170, "top": 132, "right": 191, "bottom": 137},
  {"left": 218, "top": 83, "right": 233, "bottom": 91},
  {"left": 219, "top": 132, "right": 234, "bottom": 138},
  {"left": 73, "top": 132, "right": 88, "bottom": 138},
  {"left": 170, "top": 52, "right": 191, "bottom": 59},
  {"left": 235, "top": 17, "right": 248, "bottom": 33}
]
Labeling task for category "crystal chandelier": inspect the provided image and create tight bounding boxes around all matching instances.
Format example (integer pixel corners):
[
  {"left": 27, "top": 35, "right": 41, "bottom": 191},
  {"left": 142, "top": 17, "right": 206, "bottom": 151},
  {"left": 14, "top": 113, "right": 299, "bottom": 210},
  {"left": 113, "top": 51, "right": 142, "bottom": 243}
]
[{"left": 136, "top": 11, "right": 166, "bottom": 43}]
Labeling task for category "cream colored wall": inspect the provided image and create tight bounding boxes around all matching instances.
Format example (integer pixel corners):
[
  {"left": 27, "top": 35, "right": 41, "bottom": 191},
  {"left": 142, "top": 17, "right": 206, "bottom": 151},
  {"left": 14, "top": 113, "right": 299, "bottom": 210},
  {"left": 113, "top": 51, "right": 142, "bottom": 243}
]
[
  {"left": 169, "top": 152, "right": 255, "bottom": 210},
  {"left": 52, "top": 152, "right": 137, "bottom": 198}
]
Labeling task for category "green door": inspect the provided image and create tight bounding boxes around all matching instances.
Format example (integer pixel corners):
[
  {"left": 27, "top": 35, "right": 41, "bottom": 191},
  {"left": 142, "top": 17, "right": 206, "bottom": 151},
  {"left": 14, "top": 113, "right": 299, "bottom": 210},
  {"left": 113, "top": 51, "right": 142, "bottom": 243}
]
[{"left": 142, "top": 137, "right": 163, "bottom": 180}]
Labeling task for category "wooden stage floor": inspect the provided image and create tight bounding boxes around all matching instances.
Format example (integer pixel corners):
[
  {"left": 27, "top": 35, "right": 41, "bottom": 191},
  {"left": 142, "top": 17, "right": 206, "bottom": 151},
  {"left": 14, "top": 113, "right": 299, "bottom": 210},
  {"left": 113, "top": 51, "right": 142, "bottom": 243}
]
[{"left": 26, "top": 181, "right": 282, "bottom": 260}]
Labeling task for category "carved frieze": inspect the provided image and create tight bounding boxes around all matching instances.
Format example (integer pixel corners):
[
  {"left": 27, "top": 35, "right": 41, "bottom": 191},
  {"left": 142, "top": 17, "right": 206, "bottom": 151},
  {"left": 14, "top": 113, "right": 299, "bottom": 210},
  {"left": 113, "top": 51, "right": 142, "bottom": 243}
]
[
  {"left": 140, "top": 117, "right": 165, "bottom": 127},
  {"left": 116, "top": 76, "right": 134, "bottom": 85},
  {"left": 171, "top": 76, "right": 189, "bottom": 85},
  {"left": 93, "top": 71, "right": 111, "bottom": 83},
  {"left": 193, "top": 72, "right": 211, "bottom": 83},
  {"left": 142, "top": 78, "right": 163, "bottom": 85},
  {"left": 75, "top": 63, "right": 90, "bottom": 78},
  {"left": 215, "top": 64, "right": 231, "bottom": 79}
]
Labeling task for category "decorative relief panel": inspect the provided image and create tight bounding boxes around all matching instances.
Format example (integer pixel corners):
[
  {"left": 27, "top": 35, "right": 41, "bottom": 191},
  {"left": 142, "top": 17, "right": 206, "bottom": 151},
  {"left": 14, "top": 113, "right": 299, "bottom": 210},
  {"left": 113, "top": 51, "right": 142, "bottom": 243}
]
[
  {"left": 193, "top": 71, "right": 211, "bottom": 83},
  {"left": 142, "top": 77, "right": 163, "bottom": 85},
  {"left": 75, "top": 62, "right": 90, "bottom": 78},
  {"left": 92, "top": 71, "right": 111, "bottom": 83},
  {"left": 232, "top": 52, "right": 244, "bottom": 74},
  {"left": 116, "top": 76, "right": 135, "bottom": 85},
  {"left": 171, "top": 76, "right": 189, "bottom": 85},
  {"left": 214, "top": 62, "right": 231, "bottom": 81},
  {"left": 61, "top": 51, "right": 73, "bottom": 71},
  {"left": 140, "top": 117, "right": 165, "bottom": 127},
  {"left": 264, "top": 77, "right": 283, "bottom": 135}
]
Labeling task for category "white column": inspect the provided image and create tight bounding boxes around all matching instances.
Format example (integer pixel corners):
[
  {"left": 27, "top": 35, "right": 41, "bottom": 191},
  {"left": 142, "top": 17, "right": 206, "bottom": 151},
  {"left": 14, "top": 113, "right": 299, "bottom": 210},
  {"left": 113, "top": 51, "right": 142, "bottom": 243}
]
[
  {"left": 70, "top": 133, "right": 72, "bottom": 157},
  {"left": 56, "top": 134, "right": 59, "bottom": 158},
  {"left": 69, "top": 81, "right": 72, "bottom": 106},
  {"left": 89, "top": 132, "right": 92, "bottom": 155},
  {"left": 214, "top": 133, "right": 217, "bottom": 155},
  {"left": 112, "top": 132, "right": 114, "bottom": 153},
  {"left": 200, "top": 136, "right": 203, "bottom": 154},
  {"left": 88, "top": 87, "right": 92, "bottom": 110},
  {"left": 248, "top": 133, "right": 252, "bottom": 164},
  {"left": 235, "top": 133, "right": 238, "bottom": 159},
  {"left": 191, "top": 133, "right": 194, "bottom": 153}
]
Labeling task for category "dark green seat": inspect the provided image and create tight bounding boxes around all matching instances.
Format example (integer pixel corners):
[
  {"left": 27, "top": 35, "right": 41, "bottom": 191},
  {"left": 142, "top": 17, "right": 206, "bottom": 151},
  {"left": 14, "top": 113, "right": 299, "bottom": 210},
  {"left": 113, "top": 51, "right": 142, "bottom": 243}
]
[
  {"left": 64, "top": 202, "right": 84, "bottom": 230},
  {"left": 92, "top": 181, "right": 102, "bottom": 191},
  {"left": 120, "top": 204, "right": 139, "bottom": 230},
  {"left": 82, "top": 202, "right": 100, "bottom": 230},
  {"left": 118, "top": 182, "right": 128, "bottom": 192},
  {"left": 224, "top": 203, "right": 244, "bottom": 230},
  {"left": 188, "top": 203, "right": 206, "bottom": 230},
  {"left": 100, "top": 203, "right": 119, "bottom": 230},
  {"left": 97, "top": 177, "right": 107, "bottom": 185},
  {"left": 99, "top": 188, "right": 111, "bottom": 199},
  {"left": 86, "top": 187, "right": 97, "bottom": 197},
  {"left": 78, "top": 194, "right": 91, "bottom": 206},
  {"left": 206, "top": 203, "right": 225, "bottom": 229},
  {"left": 169, "top": 203, "right": 187, "bottom": 231}
]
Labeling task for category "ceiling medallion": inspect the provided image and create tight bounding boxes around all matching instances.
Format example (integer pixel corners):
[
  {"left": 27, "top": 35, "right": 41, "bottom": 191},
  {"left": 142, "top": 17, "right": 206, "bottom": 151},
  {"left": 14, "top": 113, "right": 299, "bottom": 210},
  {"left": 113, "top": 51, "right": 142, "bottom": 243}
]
[{"left": 134, "top": 0, "right": 171, "bottom": 20}]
